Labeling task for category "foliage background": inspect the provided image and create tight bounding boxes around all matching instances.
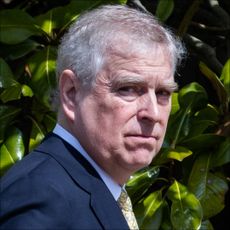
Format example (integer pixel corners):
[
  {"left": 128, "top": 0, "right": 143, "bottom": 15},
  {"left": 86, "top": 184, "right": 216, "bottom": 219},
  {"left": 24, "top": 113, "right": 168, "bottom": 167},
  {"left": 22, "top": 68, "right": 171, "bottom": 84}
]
[{"left": 0, "top": 0, "right": 229, "bottom": 229}]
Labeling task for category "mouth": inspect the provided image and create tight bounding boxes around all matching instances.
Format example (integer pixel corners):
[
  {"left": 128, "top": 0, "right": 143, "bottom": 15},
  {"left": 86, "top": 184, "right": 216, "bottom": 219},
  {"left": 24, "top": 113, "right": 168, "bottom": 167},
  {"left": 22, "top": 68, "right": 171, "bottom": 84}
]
[
  {"left": 124, "top": 134, "right": 159, "bottom": 140},
  {"left": 124, "top": 134, "right": 159, "bottom": 152}
]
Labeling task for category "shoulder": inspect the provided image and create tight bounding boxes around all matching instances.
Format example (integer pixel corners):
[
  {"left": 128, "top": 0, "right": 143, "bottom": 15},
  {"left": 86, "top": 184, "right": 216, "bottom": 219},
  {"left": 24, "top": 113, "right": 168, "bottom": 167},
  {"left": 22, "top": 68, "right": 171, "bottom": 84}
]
[
  {"left": 1, "top": 145, "right": 88, "bottom": 198},
  {"left": 0, "top": 134, "right": 108, "bottom": 229},
  {"left": 1, "top": 149, "right": 61, "bottom": 188},
  {"left": 1, "top": 133, "right": 74, "bottom": 190},
  {"left": 0, "top": 170, "right": 73, "bottom": 228},
  {"left": 0, "top": 150, "right": 91, "bottom": 229}
]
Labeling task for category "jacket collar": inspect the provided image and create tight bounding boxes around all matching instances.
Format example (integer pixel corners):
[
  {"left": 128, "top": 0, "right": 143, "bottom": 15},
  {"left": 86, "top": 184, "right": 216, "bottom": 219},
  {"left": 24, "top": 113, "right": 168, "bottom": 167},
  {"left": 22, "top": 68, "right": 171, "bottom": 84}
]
[{"left": 36, "top": 133, "right": 129, "bottom": 230}]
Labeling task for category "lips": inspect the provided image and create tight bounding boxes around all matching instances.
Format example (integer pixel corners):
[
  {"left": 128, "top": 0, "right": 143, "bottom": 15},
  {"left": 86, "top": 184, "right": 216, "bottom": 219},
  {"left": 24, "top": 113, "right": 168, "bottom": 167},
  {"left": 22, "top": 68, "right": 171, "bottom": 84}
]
[
  {"left": 124, "top": 134, "right": 159, "bottom": 140},
  {"left": 123, "top": 134, "right": 157, "bottom": 152}
]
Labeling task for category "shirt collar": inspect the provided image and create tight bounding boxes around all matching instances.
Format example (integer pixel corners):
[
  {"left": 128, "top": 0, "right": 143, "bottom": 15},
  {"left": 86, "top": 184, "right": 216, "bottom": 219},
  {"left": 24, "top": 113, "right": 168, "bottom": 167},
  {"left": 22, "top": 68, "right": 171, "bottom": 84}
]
[{"left": 53, "top": 124, "right": 122, "bottom": 201}]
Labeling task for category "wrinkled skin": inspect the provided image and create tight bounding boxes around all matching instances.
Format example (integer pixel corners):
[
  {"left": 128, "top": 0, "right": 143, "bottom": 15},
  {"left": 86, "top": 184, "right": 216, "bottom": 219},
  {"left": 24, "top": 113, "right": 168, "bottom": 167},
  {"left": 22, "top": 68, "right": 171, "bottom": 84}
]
[{"left": 59, "top": 45, "right": 177, "bottom": 185}]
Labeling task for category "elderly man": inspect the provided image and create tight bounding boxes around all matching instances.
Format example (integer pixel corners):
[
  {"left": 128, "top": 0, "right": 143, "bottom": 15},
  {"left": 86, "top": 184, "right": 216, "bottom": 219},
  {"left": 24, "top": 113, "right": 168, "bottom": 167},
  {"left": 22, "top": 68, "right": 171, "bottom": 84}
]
[{"left": 0, "top": 4, "right": 185, "bottom": 230}]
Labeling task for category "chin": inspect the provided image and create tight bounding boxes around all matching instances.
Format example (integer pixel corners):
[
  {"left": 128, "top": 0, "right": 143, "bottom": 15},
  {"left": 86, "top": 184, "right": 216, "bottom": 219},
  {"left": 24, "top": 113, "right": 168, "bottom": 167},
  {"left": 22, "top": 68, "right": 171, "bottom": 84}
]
[
  {"left": 127, "top": 161, "right": 151, "bottom": 174},
  {"left": 137, "top": 158, "right": 152, "bottom": 167},
  {"left": 131, "top": 151, "right": 155, "bottom": 169}
]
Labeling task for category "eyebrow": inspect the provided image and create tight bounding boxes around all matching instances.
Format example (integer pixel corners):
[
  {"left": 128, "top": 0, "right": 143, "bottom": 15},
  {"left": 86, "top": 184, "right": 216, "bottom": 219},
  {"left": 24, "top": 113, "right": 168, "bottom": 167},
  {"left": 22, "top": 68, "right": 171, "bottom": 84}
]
[
  {"left": 161, "top": 81, "right": 179, "bottom": 92},
  {"left": 110, "top": 75, "right": 179, "bottom": 92},
  {"left": 110, "top": 76, "right": 148, "bottom": 88}
]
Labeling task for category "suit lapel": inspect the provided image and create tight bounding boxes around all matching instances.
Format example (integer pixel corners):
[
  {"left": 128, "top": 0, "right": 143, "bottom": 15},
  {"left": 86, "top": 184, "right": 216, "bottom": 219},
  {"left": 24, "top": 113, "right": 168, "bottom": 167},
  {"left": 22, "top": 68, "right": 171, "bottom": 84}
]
[
  {"left": 90, "top": 179, "right": 129, "bottom": 229},
  {"left": 37, "top": 134, "right": 129, "bottom": 230}
]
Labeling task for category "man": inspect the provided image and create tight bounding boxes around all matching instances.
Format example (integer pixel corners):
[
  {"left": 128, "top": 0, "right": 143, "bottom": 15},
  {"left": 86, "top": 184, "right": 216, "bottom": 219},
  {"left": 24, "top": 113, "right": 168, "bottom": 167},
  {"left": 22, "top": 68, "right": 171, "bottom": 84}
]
[{"left": 0, "top": 4, "right": 185, "bottom": 230}]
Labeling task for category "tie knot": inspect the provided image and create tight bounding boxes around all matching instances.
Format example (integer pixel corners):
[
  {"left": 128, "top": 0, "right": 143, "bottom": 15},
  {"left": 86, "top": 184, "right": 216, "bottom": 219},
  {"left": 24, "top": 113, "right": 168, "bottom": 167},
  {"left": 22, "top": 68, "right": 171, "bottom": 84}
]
[
  {"left": 118, "top": 190, "right": 133, "bottom": 212},
  {"left": 117, "top": 189, "right": 139, "bottom": 230}
]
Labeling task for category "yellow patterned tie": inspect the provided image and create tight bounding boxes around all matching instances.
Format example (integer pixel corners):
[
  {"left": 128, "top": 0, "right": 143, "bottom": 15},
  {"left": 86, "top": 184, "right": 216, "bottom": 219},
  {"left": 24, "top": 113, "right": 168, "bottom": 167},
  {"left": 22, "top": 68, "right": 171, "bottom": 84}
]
[{"left": 118, "top": 190, "right": 139, "bottom": 230}]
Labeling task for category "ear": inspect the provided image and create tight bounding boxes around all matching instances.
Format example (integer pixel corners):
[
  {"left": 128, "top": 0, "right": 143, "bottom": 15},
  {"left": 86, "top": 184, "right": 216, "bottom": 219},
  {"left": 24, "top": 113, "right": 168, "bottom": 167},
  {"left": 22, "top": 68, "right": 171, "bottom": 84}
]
[{"left": 59, "top": 69, "right": 80, "bottom": 122}]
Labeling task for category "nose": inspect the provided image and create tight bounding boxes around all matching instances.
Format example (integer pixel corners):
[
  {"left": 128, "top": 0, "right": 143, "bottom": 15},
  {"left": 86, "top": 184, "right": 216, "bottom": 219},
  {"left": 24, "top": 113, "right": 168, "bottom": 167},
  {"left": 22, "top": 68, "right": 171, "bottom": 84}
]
[{"left": 137, "top": 92, "right": 160, "bottom": 123}]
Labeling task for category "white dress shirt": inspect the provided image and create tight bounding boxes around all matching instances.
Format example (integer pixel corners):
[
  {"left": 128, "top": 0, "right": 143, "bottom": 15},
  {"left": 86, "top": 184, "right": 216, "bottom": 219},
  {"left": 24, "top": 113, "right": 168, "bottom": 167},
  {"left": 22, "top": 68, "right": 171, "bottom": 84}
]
[{"left": 53, "top": 124, "right": 122, "bottom": 201}]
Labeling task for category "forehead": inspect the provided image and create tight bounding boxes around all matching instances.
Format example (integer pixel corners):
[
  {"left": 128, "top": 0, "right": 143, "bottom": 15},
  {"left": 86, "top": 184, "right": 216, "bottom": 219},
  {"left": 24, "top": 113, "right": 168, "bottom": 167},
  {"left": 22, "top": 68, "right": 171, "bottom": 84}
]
[
  {"left": 102, "top": 45, "right": 174, "bottom": 85},
  {"left": 106, "top": 43, "right": 171, "bottom": 69}
]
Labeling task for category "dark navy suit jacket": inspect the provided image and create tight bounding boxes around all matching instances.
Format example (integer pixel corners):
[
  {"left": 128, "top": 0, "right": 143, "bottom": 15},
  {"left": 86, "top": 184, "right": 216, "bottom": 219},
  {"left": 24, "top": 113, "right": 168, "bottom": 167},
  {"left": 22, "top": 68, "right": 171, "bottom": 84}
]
[{"left": 0, "top": 134, "right": 129, "bottom": 229}]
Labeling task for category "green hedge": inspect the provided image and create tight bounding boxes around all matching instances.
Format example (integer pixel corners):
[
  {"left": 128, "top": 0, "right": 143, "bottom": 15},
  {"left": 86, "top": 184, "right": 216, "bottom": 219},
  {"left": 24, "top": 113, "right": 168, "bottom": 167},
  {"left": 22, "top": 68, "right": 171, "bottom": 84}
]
[{"left": 0, "top": 0, "right": 229, "bottom": 229}]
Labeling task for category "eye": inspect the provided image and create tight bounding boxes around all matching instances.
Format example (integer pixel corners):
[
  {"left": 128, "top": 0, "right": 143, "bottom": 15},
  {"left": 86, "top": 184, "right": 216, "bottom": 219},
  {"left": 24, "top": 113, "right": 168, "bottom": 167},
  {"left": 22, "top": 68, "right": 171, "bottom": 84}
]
[
  {"left": 117, "top": 85, "right": 145, "bottom": 101},
  {"left": 118, "top": 86, "right": 136, "bottom": 94},
  {"left": 156, "top": 89, "right": 171, "bottom": 104}
]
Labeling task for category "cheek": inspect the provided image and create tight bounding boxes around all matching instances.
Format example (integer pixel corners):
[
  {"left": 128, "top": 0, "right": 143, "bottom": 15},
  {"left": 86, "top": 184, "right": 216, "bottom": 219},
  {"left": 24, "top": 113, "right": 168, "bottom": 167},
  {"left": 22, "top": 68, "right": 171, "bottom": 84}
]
[
  {"left": 93, "top": 101, "right": 124, "bottom": 133},
  {"left": 102, "top": 98, "right": 134, "bottom": 122},
  {"left": 163, "top": 104, "right": 171, "bottom": 122}
]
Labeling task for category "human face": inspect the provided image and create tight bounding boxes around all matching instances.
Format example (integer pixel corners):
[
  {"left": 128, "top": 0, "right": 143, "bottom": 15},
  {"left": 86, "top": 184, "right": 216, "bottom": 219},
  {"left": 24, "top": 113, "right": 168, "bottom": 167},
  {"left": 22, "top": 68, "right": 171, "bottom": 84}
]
[{"left": 73, "top": 46, "right": 177, "bottom": 184}]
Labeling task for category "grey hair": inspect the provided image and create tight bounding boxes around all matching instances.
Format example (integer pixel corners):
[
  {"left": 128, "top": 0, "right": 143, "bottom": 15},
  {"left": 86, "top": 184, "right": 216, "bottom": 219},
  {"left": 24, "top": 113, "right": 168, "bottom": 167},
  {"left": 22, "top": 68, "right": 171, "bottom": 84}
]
[{"left": 54, "top": 4, "right": 185, "bottom": 108}]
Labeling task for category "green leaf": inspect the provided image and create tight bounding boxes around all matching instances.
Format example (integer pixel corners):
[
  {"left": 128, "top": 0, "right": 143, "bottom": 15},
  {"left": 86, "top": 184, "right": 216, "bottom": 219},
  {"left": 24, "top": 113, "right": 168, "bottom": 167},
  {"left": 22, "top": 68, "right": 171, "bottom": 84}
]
[
  {"left": 36, "top": 0, "right": 104, "bottom": 36},
  {"left": 0, "top": 58, "right": 22, "bottom": 102},
  {"left": 126, "top": 166, "right": 160, "bottom": 203},
  {"left": 29, "top": 117, "right": 45, "bottom": 152},
  {"left": 43, "top": 113, "right": 56, "bottom": 132},
  {"left": 156, "top": 0, "right": 174, "bottom": 22},
  {"left": 3, "top": 128, "right": 24, "bottom": 162},
  {"left": 0, "top": 40, "right": 40, "bottom": 60},
  {"left": 168, "top": 83, "right": 209, "bottom": 148},
  {"left": 135, "top": 190, "right": 163, "bottom": 229},
  {"left": 199, "top": 62, "right": 229, "bottom": 112},
  {"left": 117, "top": 0, "right": 127, "bottom": 3},
  {"left": 178, "top": 82, "right": 208, "bottom": 110},
  {"left": 200, "top": 220, "right": 214, "bottom": 230},
  {"left": 211, "top": 137, "right": 230, "bottom": 167},
  {"left": 0, "top": 106, "right": 21, "bottom": 143},
  {"left": 188, "top": 154, "right": 212, "bottom": 199},
  {"left": 127, "top": 167, "right": 160, "bottom": 187},
  {"left": 0, "top": 9, "right": 41, "bottom": 44},
  {"left": 167, "top": 180, "right": 203, "bottom": 230},
  {"left": 21, "top": 84, "right": 34, "bottom": 97},
  {"left": 188, "top": 154, "right": 228, "bottom": 219},
  {"left": 0, "top": 144, "right": 14, "bottom": 177},
  {"left": 154, "top": 146, "right": 192, "bottom": 165},
  {"left": 195, "top": 104, "right": 219, "bottom": 123},
  {"left": 166, "top": 146, "right": 192, "bottom": 162},
  {"left": 0, "top": 83, "right": 33, "bottom": 103},
  {"left": 220, "top": 58, "right": 230, "bottom": 96},
  {"left": 0, "top": 58, "right": 18, "bottom": 88},
  {"left": 171, "top": 92, "right": 180, "bottom": 115},
  {"left": 181, "top": 134, "right": 223, "bottom": 150},
  {"left": 36, "top": 10, "right": 55, "bottom": 37},
  {"left": 201, "top": 173, "right": 228, "bottom": 219},
  {"left": 188, "top": 119, "right": 217, "bottom": 138},
  {"left": 28, "top": 46, "right": 57, "bottom": 107},
  {"left": 167, "top": 107, "right": 191, "bottom": 148},
  {"left": 0, "top": 127, "right": 25, "bottom": 176},
  {"left": 184, "top": 105, "right": 219, "bottom": 139},
  {"left": 0, "top": 84, "right": 22, "bottom": 103},
  {"left": 160, "top": 201, "right": 173, "bottom": 230},
  {"left": 153, "top": 148, "right": 171, "bottom": 165}
]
